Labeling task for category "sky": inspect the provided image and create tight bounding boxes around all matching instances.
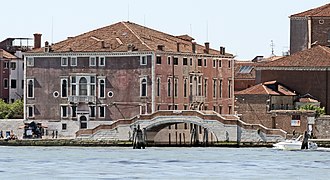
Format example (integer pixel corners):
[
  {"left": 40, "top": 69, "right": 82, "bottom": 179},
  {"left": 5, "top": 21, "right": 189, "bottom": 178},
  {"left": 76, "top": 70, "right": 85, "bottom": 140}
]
[{"left": 1, "top": 0, "right": 330, "bottom": 60}]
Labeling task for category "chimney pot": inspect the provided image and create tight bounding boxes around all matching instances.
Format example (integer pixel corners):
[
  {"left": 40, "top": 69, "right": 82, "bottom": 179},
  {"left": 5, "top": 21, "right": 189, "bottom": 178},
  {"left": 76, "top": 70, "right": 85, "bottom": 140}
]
[{"left": 33, "top": 33, "right": 42, "bottom": 49}]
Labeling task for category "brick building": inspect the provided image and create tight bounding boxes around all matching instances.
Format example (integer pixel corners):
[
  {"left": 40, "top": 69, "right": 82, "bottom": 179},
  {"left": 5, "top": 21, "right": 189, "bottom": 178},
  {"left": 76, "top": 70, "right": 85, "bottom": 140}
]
[
  {"left": 290, "top": 3, "right": 330, "bottom": 54},
  {"left": 24, "top": 21, "right": 234, "bottom": 137},
  {"left": 235, "top": 81, "right": 316, "bottom": 136},
  {"left": 256, "top": 45, "right": 330, "bottom": 114}
]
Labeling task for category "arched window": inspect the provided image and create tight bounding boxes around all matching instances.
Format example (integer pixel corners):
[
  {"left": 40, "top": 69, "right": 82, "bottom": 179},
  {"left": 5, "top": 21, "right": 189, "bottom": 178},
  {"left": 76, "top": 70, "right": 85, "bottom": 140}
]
[
  {"left": 141, "top": 78, "right": 147, "bottom": 96},
  {"left": 79, "top": 77, "right": 88, "bottom": 96},
  {"left": 61, "top": 79, "right": 67, "bottom": 98},
  {"left": 167, "top": 78, "right": 171, "bottom": 97},
  {"left": 157, "top": 78, "right": 160, "bottom": 97},
  {"left": 27, "top": 79, "right": 34, "bottom": 98},
  {"left": 99, "top": 79, "right": 105, "bottom": 98}
]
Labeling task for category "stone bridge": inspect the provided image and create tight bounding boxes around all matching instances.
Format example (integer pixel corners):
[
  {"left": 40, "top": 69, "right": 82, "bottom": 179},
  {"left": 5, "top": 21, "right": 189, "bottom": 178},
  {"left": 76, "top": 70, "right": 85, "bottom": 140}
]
[{"left": 76, "top": 110, "right": 286, "bottom": 144}]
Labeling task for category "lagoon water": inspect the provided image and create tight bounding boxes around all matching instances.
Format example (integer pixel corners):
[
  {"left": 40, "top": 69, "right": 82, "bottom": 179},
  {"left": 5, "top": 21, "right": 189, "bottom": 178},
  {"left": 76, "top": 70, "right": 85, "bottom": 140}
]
[{"left": 0, "top": 146, "right": 330, "bottom": 179}]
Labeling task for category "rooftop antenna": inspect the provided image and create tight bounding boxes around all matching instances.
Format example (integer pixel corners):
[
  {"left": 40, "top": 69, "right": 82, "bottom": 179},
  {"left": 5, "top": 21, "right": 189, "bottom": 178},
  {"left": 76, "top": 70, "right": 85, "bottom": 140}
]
[
  {"left": 270, "top": 40, "right": 275, "bottom": 56},
  {"left": 190, "top": 24, "right": 192, "bottom": 36},
  {"left": 206, "top": 21, "right": 209, "bottom": 41},
  {"left": 51, "top": 16, "right": 54, "bottom": 44},
  {"left": 127, "top": 2, "right": 130, "bottom": 21}
]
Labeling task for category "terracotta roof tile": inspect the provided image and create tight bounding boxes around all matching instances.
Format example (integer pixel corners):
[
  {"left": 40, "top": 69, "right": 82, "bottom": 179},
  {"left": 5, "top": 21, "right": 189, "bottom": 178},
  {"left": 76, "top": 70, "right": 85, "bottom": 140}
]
[
  {"left": 291, "top": 3, "right": 330, "bottom": 17},
  {"left": 0, "top": 49, "right": 17, "bottom": 59},
  {"left": 30, "top": 21, "right": 232, "bottom": 56},
  {"left": 235, "top": 81, "right": 296, "bottom": 96},
  {"left": 258, "top": 45, "right": 330, "bottom": 68}
]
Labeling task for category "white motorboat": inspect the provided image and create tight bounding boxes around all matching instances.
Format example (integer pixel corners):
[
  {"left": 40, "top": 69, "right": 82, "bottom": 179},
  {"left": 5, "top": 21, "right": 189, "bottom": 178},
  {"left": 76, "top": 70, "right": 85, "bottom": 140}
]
[{"left": 273, "top": 135, "right": 318, "bottom": 150}]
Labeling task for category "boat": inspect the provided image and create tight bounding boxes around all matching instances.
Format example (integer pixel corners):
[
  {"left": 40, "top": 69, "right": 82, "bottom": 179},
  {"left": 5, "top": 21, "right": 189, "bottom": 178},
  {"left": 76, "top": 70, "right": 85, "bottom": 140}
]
[{"left": 273, "top": 135, "right": 318, "bottom": 150}]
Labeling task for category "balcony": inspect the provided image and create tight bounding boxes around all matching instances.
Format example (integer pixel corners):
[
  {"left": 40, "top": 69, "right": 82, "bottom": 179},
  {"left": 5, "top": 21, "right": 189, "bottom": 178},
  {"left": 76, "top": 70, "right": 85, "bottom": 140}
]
[
  {"left": 68, "top": 95, "right": 96, "bottom": 104},
  {"left": 189, "top": 95, "right": 205, "bottom": 103}
]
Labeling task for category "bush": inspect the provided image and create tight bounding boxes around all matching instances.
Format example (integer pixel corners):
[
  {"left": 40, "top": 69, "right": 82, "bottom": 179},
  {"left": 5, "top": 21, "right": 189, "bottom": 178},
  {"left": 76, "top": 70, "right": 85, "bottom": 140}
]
[
  {"left": 299, "top": 104, "right": 325, "bottom": 117},
  {"left": 0, "top": 99, "right": 23, "bottom": 119}
]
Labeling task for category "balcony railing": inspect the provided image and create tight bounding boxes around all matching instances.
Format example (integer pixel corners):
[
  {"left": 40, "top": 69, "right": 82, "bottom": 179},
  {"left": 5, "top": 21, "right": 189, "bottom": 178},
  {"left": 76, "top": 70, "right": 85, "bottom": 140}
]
[
  {"left": 189, "top": 95, "right": 205, "bottom": 103},
  {"left": 68, "top": 95, "right": 96, "bottom": 104}
]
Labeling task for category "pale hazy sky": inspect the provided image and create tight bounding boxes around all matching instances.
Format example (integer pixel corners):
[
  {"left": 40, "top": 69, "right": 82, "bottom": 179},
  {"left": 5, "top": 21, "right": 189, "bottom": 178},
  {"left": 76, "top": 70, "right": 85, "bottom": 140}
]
[{"left": 1, "top": 0, "right": 329, "bottom": 60}]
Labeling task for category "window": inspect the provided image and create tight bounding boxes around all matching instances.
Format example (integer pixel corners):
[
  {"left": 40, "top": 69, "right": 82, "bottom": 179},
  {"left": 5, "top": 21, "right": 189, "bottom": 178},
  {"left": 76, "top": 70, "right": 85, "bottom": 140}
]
[
  {"left": 228, "top": 105, "right": 232, "bottom": 114},
  {"left": 204, "top": 58, "right": 207, "bottom": 67},
  {"left": 61, "top": 105, "right": 68, "bottom": 118},
  {"left": 90, "top": 106, "right": 96, "bottom": 118},
  {"left": 141, "top": 78, "right": 147, "bottom": 97},
  {"left": 219, "top": 106, "right": 222, "bottom": 114},
  {"left": 213, "top": 106, "right": 217, "bottom": 112},
  {"left": 71, "top": 106, "right": 77, "bottom": 118},
  {"left": 27, "top": 57, "right": 34, "bottom": 67},
  {"left": 198, "top": 77, "right": 202, "bottom": 96},
  {"left": 3, "top": 79, "right": 8, "bottom": 89},
  {"left": 213, "top": 79, "right": 217, "bottom": 98},
  {"left": 71, "top": 76, "right": 76, "bottom": 96},
  {"left": 99, "top": 79, "right": 105, "bottom": 98},
  {"left": 156, "top": 56, "right": 162, "bottom": 64},
  {"left": 71, "top": 57, "right": 77, "bottom": 66},
  {"left": 27, "top": 79, "right": 34, "bottom": 98},
  {"left": 228, "top": 80, "right": 232, "bottom": 98},
  {"left": 27, "top": 105, "right": 34, "bottom": 118},
  {"left": 174, "top": 78, "right": 178, "bottom": 97},
  {"left": 157, "top": 78, "right": 161, "bottom": 97},
  {"left": 167, "top": 56, "right": 171, "bottom": 65},
  {"left": 173, "top": 57, "right": 178, "bottom": 65},
  {"left": 183, "top": 58, "right": 188, "bottom": 65},
  {"left": 99, "top": 106, "right": 105, "bottom": 118},
  {"left": 11, "top": 79, "right": 17, "bottom": 89},
  {"left": 198, "top": 58, "right": 202, "bottom": 66},
  {"left": 89, "top": 56, "right": 96, "bottom": 66},
  {"left": 99, "top": 56, "right": 105, "bottom": 66},
  {"left": 204, "top": 79, "right": 207, "bottom": 97},
  {"left": 90, "top": 76, "right": 96, "bottom": 96},
  {"left": 190, "top": 58, "right": 193, "bottom": 66},
  {"left": 167, "top": 78, "right": 171, "bottom": 97},
  {"left": 219, "top": 60, "right": 222, "bottom": 67},
  {"left": 61, "top": 57, "right": 68, "bottom": 66},
  {"left": 10, "top": 62, "right": 16, "bottom": 70},
  {"left": 140, "top": 56, "right": 147, "bottom": 65},
  {"left": 79, "top": 77, "right": 88, "bottom": 95},
  {"left": 168, "top": 105, "right": 172, "bottom": 110},
  {"left": 219, "top": 80, "right": 223, "bottom": 98},
  {"left": 184, "top": 105, "right": 188, "bottom": 110},
  {"left": 238, "top": 66, "right": 253, "bottom": 74},
  {"left": 213, "top": 59, "right": 216, "bottom": 68},
  {"left": 61, "top": 78, "right": 68, "bottom": 98},
  {"left": 228, "top": 60, "right": 232, "bottom": 68},
  {"left": 62, "top": 123, "right": 67, "bottom": 130},
  {"left": 4, "top": 61, "right": 8, "bottom": 69},
  {"left": 184, "top": 79, "right": 187, "bottom": 97}
]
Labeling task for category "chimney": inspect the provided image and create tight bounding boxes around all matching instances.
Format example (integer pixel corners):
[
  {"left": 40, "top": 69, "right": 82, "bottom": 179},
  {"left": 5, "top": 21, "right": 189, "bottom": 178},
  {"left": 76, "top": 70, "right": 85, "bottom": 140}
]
[
  {"left": 44, "top": 41, "right": 50, "bottom": 53},
  {"left": 33, "top": 33, "right": 42, "bottom": 49},
  {"left": 204, "top": 42, "right": 210, "bottom": 54},
  {"left": 220, "top": 46, "right": 225, "bottom": 55},
  {"left": 192, "top": 42, "right": 196, "bottom": 53},
  {"left": 177, "top": 42, "right": 180, "bottom": 52}
]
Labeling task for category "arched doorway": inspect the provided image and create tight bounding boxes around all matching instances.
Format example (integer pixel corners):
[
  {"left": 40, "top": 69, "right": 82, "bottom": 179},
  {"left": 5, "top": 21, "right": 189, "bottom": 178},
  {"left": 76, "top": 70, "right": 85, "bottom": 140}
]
[{"left": 80, "top": 115, "right": 87, "bottom": 129}]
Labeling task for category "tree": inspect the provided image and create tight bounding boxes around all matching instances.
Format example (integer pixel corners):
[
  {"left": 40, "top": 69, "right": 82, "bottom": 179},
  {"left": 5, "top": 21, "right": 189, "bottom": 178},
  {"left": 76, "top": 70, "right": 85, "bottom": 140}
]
[
  {"left": 299, "top": 104, "right": 325, "bottom": 117},
  {"left": 0, "top": 99, "right": 23, "bottom": 119}
]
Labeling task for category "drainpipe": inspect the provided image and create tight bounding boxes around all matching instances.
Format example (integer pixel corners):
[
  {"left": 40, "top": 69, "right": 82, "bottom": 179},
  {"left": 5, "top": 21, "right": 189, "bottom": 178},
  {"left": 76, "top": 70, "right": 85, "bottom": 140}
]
[{"left": 172, "top": 56, "right": 175, "bottom": 110}]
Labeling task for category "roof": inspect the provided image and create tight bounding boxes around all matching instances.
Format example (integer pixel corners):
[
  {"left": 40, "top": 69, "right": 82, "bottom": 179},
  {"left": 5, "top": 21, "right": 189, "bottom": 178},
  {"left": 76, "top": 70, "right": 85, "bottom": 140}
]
[
  {"left": 0, "top": 49, "right": 17, "bottom": 59},
  {"left": 291, "top": 3, "right": 330, "bottom": 17},
  {"left": 30, "top": 21, "right": 232, "bottom": 56},
  {"left": 234, "top": 61, "right": 255, "bottom": 79},
  {"left": 235, "top": 81, "right": 296, "bottom": 96},
  {"left": 258, "top": 45, "right": 330, "bottom": 68}
]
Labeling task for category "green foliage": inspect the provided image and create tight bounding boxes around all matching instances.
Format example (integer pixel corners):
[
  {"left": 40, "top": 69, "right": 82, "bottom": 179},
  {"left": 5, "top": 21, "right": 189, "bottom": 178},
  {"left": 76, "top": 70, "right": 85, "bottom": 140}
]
[
  {"left": 0, "top": 99, "right": 23, "bottom": 119},
  {"left": 299, "top": 104, "right": 325, "bottom": 117}
]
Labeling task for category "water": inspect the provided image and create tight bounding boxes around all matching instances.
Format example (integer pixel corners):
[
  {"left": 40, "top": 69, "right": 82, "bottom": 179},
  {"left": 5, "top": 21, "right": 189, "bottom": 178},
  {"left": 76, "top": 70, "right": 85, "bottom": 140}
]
[{"left": 0, "top": 146, "right": 330, "bottom": 179}]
